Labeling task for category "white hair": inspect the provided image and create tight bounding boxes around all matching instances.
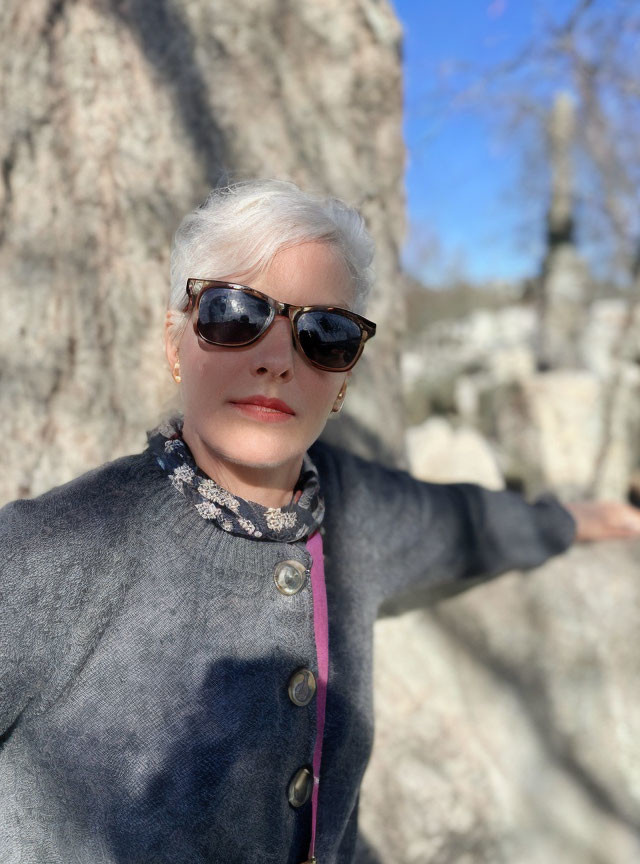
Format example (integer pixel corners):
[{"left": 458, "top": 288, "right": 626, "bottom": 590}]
[{"left": 166, "top": 179, "right": 375, "bottom": 344}]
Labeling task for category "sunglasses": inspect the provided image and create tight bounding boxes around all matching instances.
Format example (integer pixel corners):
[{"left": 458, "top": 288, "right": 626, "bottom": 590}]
[{"left": 185, "top": 279, "right": 376, "bottom": 372}]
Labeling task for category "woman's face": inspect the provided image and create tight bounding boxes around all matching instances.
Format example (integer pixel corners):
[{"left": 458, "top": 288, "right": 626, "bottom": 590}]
[{"left": 165, "top": 241, "right": 354, "bottom": 482}]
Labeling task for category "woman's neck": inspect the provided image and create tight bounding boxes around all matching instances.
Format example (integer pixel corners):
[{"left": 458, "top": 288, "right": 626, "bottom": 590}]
[{"left": 181, "top": 428, "right": 302, "bottom": 509}]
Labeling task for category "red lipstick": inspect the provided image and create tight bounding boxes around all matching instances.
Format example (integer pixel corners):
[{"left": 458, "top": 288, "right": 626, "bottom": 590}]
[{"left": 230, "top": 395, "right": 295, "bottom": 421}]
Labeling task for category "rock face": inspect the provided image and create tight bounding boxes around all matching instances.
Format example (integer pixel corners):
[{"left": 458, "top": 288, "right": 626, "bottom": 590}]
[
  {"left": 483, "top": 368, "right": 640, "bottom": 500},
  {"left": 0, "top": 0, "right": 405, "bottom": 505},
  {"left": 406, "top": 416, "right": 504, "bottom": 489},
  {"left": 401, "top": 304, "right": 537, "bottom": 425},
  {"left": 388, "top": 286, "right": 640, "bottom": 862},
  {"left": 403, "top": 297, "right": 640, "bottom": 500},
  {"left": 359, "top": 539, "right": 640, "bottom": 864}
]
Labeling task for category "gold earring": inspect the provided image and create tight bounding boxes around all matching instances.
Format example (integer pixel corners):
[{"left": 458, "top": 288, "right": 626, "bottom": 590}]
[
  {"left": 331, "top": 381, "right": 348, "bottom": 413},
  {"left": 172, "top": 361, "right": 181, "bottom": 384}
]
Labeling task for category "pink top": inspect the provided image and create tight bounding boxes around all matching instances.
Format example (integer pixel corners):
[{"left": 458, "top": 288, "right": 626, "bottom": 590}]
[{"left": 303, "top": 529, "right": 329, "bottom": 864}]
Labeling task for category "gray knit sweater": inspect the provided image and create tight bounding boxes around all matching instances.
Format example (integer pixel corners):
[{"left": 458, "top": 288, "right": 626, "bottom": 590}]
[{"left": 0, "top": 439, "right": 575, "bottom": 863}]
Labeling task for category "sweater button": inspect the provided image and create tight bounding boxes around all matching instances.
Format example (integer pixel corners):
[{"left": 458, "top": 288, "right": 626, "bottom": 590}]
[
  {"left": 288, "top": 669, "right": 316, "bottom": 706},
  {"left": 274, "top": 560, "right": 308, "bottom": 595},
  {"left": 288, "top": 766, "right": 313, "bottom": 807}
]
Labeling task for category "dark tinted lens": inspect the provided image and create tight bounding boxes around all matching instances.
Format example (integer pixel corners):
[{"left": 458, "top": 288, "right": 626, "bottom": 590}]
[
  {"left": 297, "top": 311, "right": 363, "bottom": 369},
  {"left": 197, "top": 288, "right": 271, "bottom": 344}
]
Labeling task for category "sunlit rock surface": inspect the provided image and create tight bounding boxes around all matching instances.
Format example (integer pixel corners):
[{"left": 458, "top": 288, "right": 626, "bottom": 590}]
[
  {"left": 406, "top": 417, "right": 504, "bottom": 490},
  {"left": 359, "top": 539, "right": 640, "bottom": 864},
  {"left": 402, "top": 298, "right": 640, "bottom": 500}
]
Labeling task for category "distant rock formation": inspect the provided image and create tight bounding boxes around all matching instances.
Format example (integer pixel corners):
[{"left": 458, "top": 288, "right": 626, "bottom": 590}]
[{"left": 402, "top": 297, "right": 640, "bottom": 500}]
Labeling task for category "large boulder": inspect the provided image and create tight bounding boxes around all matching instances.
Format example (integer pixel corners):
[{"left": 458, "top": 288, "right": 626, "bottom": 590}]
[
  {"left": 401, "top": 306, "right": 536, "bottom": 425},
  {"left": 581, "top": 298, "right": 640, "bottom": 379},
  {"left": 401, "top": 296, "right": 640, "bottom": 499},
  {"left": 479, "top": 369, "right": 640, "bottom": 500},
  {"left": 359, "top": 538, "right": 640, "bottom": 864},
  {"left": 406, "top": 416, "right": 504, "bottom": 490}
]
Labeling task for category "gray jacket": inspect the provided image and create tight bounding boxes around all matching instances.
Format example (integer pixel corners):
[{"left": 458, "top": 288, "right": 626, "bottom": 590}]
[{"left": 0, "top": 440, "right": 575, "bottom": 863}]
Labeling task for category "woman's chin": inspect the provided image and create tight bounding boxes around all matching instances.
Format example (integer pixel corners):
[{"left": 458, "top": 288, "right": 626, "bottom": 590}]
[
  {"left": 186, "top": 418, "right": 314, "bottom": 473},
  {"left": 220, "top": 446, "right": 304, "bottom": 471}
]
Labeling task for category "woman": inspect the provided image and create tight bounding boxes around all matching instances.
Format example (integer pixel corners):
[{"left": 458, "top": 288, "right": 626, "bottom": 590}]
[{"left": 1, "top": 179, "right": 639, "bottom": 864}]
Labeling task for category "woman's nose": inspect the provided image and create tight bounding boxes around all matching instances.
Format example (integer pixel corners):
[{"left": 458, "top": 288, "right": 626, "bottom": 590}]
[{"left": 250, "top": 315, "right": 296, "bottom": 380}]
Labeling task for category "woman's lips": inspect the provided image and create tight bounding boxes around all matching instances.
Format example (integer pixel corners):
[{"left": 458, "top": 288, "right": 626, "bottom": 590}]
[{"left": 230, "top": 395, "right": 295, "bottom": 422}]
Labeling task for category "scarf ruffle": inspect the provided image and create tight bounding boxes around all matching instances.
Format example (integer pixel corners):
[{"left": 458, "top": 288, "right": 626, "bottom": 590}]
[{"left": 147, "top": 417, "right": 324, "bottom": 542}]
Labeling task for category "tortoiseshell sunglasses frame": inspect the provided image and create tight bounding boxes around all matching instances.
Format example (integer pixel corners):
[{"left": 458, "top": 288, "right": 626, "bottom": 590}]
[{"left": 185, "top": 278, "right": 376, "bottom": 372}]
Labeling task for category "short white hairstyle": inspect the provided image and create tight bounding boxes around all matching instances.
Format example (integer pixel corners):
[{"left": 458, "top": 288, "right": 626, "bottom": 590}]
[{"left": 166, "top": 179, "right": 375, "bottom": 345}]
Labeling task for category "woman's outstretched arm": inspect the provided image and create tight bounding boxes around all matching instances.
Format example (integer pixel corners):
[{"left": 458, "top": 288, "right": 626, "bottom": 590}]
[{"left": 311, "top": 440, "right": 640, "bottom": 615}]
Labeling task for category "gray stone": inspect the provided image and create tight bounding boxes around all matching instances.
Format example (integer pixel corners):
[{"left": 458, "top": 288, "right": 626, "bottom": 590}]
[
  {"left": 480, "top": 370, "right": 640, "bottom": 500},
  {"left": 359, "top": 539, "right": 640, "bottom": 864},
  {"left": 406, "top": 417, "right": 504, "bottom": 489}
]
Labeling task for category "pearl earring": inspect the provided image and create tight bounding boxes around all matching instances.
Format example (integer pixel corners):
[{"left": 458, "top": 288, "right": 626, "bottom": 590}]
[{"left": 172, "top": 361, "right": 181, "bottom": 384}]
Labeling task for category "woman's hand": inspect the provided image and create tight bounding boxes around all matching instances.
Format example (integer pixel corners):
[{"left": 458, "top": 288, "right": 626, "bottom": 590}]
[{"left": 563, "top": 499, "right": 640, "bottom": 542}]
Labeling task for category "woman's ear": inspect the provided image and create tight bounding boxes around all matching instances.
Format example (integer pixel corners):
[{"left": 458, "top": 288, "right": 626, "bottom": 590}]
[{"left": 164, "top": 312, "right": 179, "bottom": 371}]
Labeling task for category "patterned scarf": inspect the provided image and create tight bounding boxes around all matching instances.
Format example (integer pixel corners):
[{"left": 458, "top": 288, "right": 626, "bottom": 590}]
[{"left": 147, "top": 417, "right": 325, "bottom": 542}]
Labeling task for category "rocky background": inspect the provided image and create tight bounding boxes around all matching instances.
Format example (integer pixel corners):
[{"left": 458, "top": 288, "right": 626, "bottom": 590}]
[
  {"left": 359, "top": 88, "right": 640, "bottom": 863},
  {"left": 2, "top": 2, "right": 640, "bottom": 862}
]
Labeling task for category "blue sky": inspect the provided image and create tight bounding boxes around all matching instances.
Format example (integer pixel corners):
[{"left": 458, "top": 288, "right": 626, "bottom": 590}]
[{"left": 391, "top": 0, "right": 578, "bottom": 284}]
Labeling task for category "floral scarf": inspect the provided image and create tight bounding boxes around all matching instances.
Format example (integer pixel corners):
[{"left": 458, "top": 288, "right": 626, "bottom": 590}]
[{"left": 147, "top": 417, "right": 325, "bottom": 542}]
